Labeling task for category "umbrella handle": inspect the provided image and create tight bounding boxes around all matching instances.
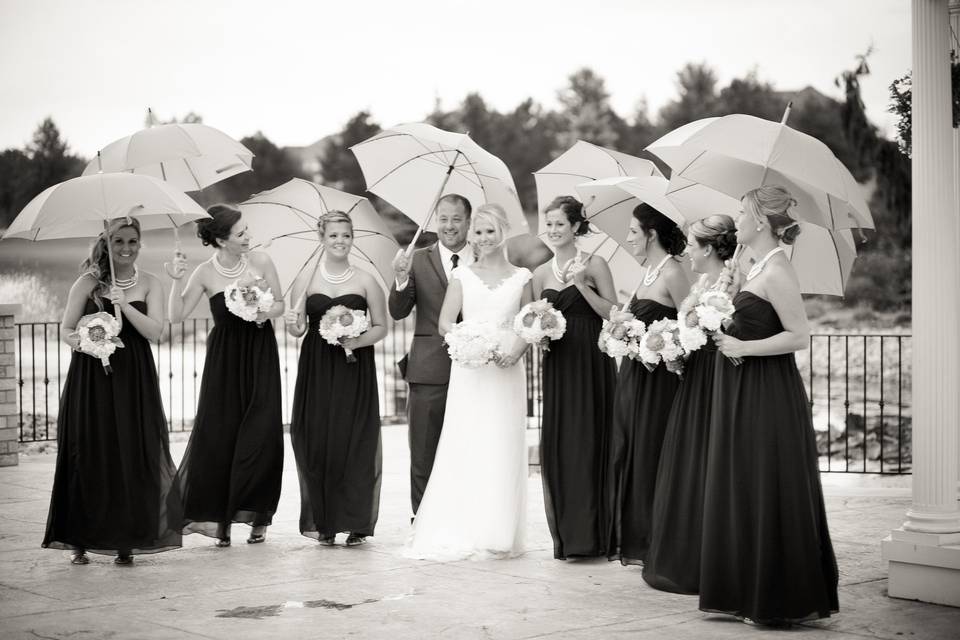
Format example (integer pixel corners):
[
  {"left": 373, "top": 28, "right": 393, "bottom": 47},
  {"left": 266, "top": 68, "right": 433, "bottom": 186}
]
[
  {"left": 103, "top": 221, "right": 123, "bottom": 327},
  {"left": 404, "top": 150, "right": 461, "bottom": 258}
]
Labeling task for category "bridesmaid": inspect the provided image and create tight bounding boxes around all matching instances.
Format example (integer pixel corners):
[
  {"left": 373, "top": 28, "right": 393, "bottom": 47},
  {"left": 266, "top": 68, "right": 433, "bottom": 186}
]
[
  {"left": 605, "top": 203, "right": 689, "bottom": 566},
  {"left": 285, "top": 211, "right": 386, "bottom": 546},
  {"left": 168, "top": 204, "right": 285, "bottom": 547},
  {"left": 704, "top": 185, "right": 838, "bottom": 624},
  {"left": 43, "top": 217, "right": 181, "bottom": 564},
  {"left": 643, "top": 215, "right": 738, "bottom": 593},
  {"left": 531, "top": 196, "right": 618, "bottom": 560}
]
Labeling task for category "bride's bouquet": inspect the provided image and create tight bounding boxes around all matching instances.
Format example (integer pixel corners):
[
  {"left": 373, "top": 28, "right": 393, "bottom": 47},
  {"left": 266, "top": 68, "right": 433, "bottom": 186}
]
[
  {"left": 678, "top": 289, "right": 737, "bottom": 354},
  {"left": 638, "top": 318, "right": 685, "bottom": 377},
  {"left": 319, "top": 305, "right": 369, "bottom": 363},
  {"left": 597, "top": 307, "right": 646, "bottom": 359},
  {"left": 74, "top": 311, "right": 124, "bottom": 374},
  {"left": 444, "top": 320, "right": 502, "bottom": 368},
  {"left": 513, "top": 300, "right": 566, "bottom": 351},
  {"left": 224, "top": 275, "right": 275, "bottom": 325}
]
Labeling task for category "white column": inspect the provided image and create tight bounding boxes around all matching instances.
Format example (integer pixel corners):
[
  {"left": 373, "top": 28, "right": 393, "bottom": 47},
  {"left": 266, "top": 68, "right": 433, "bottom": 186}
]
[
  {"left": 951, "top": 0, "right": 960, "bottom": 499},
  {"left": 883, "top": 0, "right": 960, "bottom": 608}
]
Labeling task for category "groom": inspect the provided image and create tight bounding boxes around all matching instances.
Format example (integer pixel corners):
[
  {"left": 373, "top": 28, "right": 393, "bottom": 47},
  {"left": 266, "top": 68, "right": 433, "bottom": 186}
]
[{"left": 390, "top": 193, "right": 473, "bottom": 517}]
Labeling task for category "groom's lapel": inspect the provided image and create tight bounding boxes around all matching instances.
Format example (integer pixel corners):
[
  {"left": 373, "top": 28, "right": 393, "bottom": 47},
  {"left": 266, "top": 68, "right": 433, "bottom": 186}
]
[{"left": 428, "top": 243, "right": 448, "bottom": 288}]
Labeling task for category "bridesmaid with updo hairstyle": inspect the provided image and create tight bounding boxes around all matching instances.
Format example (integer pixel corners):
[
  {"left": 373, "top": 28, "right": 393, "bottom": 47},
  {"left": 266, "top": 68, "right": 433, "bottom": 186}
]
[
  {"left": 643, "top": 214, "right": 738, "bottom": 594},
  {"left": 167, "top": 204, "right": 285, "bottom": 547},
  {"left": 43, "top": 217, "right": 181, "bottom": 565},
  {"left": 285, "top": 210, "right": 387, "bottom": 547},
  {"left": 532, "top": 195, "right": 618, "bottom": 560},
  {"left": 701, "top": 185, "right": 838, "bottom": 625},
  {"left": 605, "top": 203, "right": 690, "bottom": 566}
]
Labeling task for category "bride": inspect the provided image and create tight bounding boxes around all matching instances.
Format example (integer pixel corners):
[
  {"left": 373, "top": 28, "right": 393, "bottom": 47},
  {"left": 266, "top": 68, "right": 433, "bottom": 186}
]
[{"left": 404, "top": 203, "right": 534, "bottom": 560}]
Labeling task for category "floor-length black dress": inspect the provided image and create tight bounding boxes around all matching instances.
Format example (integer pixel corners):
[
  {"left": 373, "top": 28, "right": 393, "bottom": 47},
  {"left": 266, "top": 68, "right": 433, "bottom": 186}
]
[
  {"left": 540, "top": 286, "right": 617, "bottom": 559},
  {"left": 42, "top": 299, "right": 182, "bottom": 555},
  {"left": 699, "top": 291, "right": 838, "bottom": 623},
  {"left": 290, "top": 294, "right": 382, "bottom": 539},
  {"left": 605, "top": 298, "right": 680, "bottom": 565},
  {"left": 642, "top": 337, "right": 719, "bottom": 593},
  {"left": 176, "top": 292, "right": 283, "bottom": 538}
]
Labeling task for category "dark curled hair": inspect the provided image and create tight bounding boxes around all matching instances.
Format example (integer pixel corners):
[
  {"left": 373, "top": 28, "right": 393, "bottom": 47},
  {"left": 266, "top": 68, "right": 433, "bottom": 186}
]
[
  {"left": 196, "top": 203, "right": 242, "bottom": 247},
  {"left": 633, "top": 202, "right": 686, "bottom": 256},
  {"left": 689, "top": 214, "right": 738, "bottom": 260},
  {"left": 545, "top": 195, "right": 590, "bottom": 236}
]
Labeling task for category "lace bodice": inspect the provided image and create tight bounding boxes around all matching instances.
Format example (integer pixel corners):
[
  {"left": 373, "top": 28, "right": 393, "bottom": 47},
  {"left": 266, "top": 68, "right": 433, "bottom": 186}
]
[{"left": 454, "top": 266, "right": 532, "bottom": 326}]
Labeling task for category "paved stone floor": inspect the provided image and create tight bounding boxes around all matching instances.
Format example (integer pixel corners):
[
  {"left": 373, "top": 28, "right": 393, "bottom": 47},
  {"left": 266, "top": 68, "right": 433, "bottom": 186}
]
[{"left": 1, "top": 426, "right": 958, "bottom": 639}]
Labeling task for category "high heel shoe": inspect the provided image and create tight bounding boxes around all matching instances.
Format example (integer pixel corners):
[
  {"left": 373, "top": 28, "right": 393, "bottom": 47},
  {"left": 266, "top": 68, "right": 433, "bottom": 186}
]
[
  {"left": 70, "top": 551, "right": 89, "bottom": 565},
  {"left": 345, "top": 533, "right": 366, "bottom": 546},
  {"left": 247, "top": 530, "right": 267, "bottom": 544},
  {"left": 318, "top": 535, "right": 336, "bottom": 546},
  {"left": 215, "top": 537, "right": 231, "bottom": 548},
  {"left": 114, "top": 553, "right": 133, "bottom": 565}
]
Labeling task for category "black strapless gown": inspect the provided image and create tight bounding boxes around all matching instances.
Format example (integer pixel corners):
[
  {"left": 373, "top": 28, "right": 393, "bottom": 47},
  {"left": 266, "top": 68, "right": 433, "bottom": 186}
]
[
  {"left": 175, "top": 292, "right": 284, "bottom": 538},
  {"left": 290, "top": 294, "right": 382, "bottom": 538},
  {"left": 605, "top": 298, "right": 680, "bottom": 565},
  {"left": 699, "top": 291, "right": 838, "bottom": 623},
  {"left": 42, "top": 299, "right": 181, "bottom": 555},
  {"left": 643, "top": 337, "right": 720, "bottom": 593},
  {"left": 540, "top": 287, "right": 617, "bottom": 559}
]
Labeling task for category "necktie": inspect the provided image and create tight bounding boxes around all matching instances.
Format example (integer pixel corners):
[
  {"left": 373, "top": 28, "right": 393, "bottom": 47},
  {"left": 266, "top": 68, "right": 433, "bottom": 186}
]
[{"left": 451, "top": 254, "right": 460, "bottom": 270}]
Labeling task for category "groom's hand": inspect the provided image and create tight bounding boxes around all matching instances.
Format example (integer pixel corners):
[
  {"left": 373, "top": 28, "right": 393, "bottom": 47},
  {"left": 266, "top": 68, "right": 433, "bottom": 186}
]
[{"left": 393, "top": 248, "right": 411, "bottom": 288}]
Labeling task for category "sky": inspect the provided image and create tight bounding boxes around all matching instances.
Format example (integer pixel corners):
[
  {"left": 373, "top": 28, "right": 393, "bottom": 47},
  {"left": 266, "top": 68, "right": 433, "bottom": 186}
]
[{"left": 0, "top": 0, "right": 910, "bottom": 157}]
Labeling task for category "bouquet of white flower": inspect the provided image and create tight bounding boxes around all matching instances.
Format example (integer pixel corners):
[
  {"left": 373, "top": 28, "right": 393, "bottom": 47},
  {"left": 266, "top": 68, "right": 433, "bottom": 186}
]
[
  {"left": 224, "top": 277, "right": 275, "bottom": 324},
  {"left": 597, "top": 308, "right": 647, "bottom": 359},
  {"left": 75, "top": 311, "right": 124, "bottom": 374},
  {"left": 678, "top": 290, "right": 736, "bottom": 354},
  {"left": 513, "top": 300, "right": 566, "bottom": 351},
  {"left": 444, "top": 320, "right": 502, "bottom": 368},
  {"left": 318, "top": 305, "right": 370, "bottom": 363},
  {"left": 638, "top": 317, "right": 685, "bottom": 376}
]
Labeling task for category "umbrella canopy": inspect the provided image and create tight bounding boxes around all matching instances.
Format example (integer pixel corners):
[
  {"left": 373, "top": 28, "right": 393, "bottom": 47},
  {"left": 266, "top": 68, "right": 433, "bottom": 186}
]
[
  {"left": 82, "top": 122, "right": 253, "bottom": 192},
  {"left": 239, "top": 178, "right": 399, "bottom": 297},
  {"left": 533, "top": 141, "right": 662, "bottom": 233},
  {"left": 570, "top": 232, "right": 645, "bottom": 306},
  {"left": 738, "top": 224, "right": 857, "bottom": 296},
  {"left": 350, "top": 122, "right": 528, "bottom": 245},
  {"left": 4, "top": 172, "right": 208, "bottom": 241},
  {"left": 647, "top": 113, "right": 874, "bottom": 230}
]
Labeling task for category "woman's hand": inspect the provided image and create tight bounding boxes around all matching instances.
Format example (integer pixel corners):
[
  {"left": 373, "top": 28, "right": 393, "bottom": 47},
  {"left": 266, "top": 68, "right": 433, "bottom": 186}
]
[
  {"left": 340, "top": 336, "right": 361, "bottom": 351},
  {"left": 164, "top": 250, "right": 188, "bottom": 280},
  {"left": 284, "top": 309, "right": 303, "bottom": 327},
  {"left": 569, "top": 259, "right": 589, "bottom": 287},
  {"left": 715, "top": 332, "right": 750, "bottom": 359},
  {"left": 107, "top": 285, "right": 126, "bottom": 308}
]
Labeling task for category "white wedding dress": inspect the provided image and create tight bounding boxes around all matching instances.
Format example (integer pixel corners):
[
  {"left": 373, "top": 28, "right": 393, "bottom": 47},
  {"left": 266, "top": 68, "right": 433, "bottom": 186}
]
[{"left": 404, "top": 265, "right": 531, "bottom": 561}]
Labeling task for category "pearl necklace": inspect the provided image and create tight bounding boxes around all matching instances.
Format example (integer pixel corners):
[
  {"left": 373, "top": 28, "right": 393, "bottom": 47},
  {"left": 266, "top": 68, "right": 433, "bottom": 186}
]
[
  {"left": 745, "top": 247, "right": 785, "bottom": 281},
  {"left": 551, "top": 251, "right": 582, "bottom": 284},
  {"left": 642, "top": 255, "right": 672, "bottom": 287},
  {"left": 211, "top": 253, "right": 247, "bottom": 278},
  {"left": 321, "top": 260, "right": 354, "bottom": 284},
  {"left": 112, "top": 266, "right": 139, "bottom": 290}
]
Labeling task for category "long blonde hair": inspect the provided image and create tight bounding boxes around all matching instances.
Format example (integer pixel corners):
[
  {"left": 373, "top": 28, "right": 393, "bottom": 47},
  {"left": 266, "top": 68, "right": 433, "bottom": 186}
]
[{"left": 80, "top": 217, "right": 141, "bottom": 308}]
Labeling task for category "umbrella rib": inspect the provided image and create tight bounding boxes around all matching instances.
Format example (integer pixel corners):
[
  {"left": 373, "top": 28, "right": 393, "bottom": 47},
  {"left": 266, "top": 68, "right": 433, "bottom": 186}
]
[
  {"left": 364, "top": 150, "right": 464, "bottom": 191},
  {"left": 534, "top": 170, "right": 597, "bottom": 181},
  {"left": 183, "top": 159, "right": 202, "bottom": 191},
  {"left": 586, "top": 197, "right": 636, "bottom": 219}
]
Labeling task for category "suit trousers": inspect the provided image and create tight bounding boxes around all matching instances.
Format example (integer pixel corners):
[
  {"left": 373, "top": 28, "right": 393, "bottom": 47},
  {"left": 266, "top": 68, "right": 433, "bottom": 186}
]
[{"left": 408, "top": 382, "right": 449, "bottom": 515}]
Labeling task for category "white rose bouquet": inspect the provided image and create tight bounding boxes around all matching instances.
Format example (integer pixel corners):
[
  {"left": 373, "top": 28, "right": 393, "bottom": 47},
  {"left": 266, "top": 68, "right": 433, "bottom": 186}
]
[
  {"left": 319, "top": 305, "right": 369, "bottom": 363},
  {"left": 597, "top": 308, "right": 647, "bottom": 359},
  {"left": 224, "top": 276, "right": 275, "bottom": 325},
  {"left": 638, "top": 317, "right": 685, "bottom": 377},
  {"left": 513, "top": 300, "right": 566, "bottom": 351},
  {"left": 678, "top": 289, "right": 736, "bottom": 354},
  {"left": 74, "top": 311, "right": 124, "bottom": 374},
  {"left": 444, "top": 320, "right": 502, "bottom": 368}
]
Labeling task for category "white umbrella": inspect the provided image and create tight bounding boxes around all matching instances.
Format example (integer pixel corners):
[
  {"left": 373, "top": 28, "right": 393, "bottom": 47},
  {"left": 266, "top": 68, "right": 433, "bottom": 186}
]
[
  {"left": 647, "top": 109, "right": 874, "bottom": 230},
  {"left": 82, "top": 121, "right": 253, "bottom": 192},
  {"left": 533, "top": 140, "right": 662, "bottom": 233},
  {"left": 350, "top": 122, "right": 528, "bottom": 252},
  {"left": 3, "top": 172, "right": 209, "bottom": 319},
  {"left": 239, "top": 179, "right": 399, "bottom": 302}
]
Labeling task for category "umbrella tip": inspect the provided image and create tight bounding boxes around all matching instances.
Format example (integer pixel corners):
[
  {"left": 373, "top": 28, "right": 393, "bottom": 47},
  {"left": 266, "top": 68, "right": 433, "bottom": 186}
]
[{"left": 96, "top": 150, "right": 103, "bottom": 174}]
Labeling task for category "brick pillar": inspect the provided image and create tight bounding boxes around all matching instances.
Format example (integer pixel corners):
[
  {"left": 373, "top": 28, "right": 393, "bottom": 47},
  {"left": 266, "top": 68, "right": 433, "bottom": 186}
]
[{"left": 0, "top": 304, "right": 20, "bottom": 467}]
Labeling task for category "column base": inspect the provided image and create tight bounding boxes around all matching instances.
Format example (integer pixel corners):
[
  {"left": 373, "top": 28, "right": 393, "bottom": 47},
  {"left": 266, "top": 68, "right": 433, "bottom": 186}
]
[{"left": 883, "top": 529, "right": 960, "bottom": 607}]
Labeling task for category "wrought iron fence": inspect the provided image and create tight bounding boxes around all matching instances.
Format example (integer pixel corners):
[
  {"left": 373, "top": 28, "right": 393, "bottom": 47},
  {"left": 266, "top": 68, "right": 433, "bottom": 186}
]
[{"left": 15, "top": 320, "right": 911, "bottom": 474}]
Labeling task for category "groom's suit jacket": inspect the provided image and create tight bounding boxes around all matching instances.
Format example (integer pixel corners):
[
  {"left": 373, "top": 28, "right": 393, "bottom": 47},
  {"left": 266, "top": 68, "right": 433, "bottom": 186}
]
[{"left": 388, "top": 243, "right": 453, "bottom": 385}]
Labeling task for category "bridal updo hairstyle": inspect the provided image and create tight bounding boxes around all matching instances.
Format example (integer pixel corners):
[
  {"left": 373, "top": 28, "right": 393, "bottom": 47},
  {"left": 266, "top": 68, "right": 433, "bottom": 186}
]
[
  {"left": 196, "top": 204, "right": 242, "bottom": 247},
  {"left": 317, "top": 210, "right": 353, "bottom": 236},
  {"left": 633, "top": 202, "right": 686, "bottom": 256},
  {"left": 81, "top": 216, "right": 142, "bottom": 303},
  {"left": 689, "top": 215, "right": 738, "bottom": 260},
  {"left": 742, "top": 185, "right": 802, "bottom": 245},
  {"left": 545, "top": 195, "right": 590, "bottom": 237},
  {"left": 470, "top": 203, "right": 511, "bottom": 247}
]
